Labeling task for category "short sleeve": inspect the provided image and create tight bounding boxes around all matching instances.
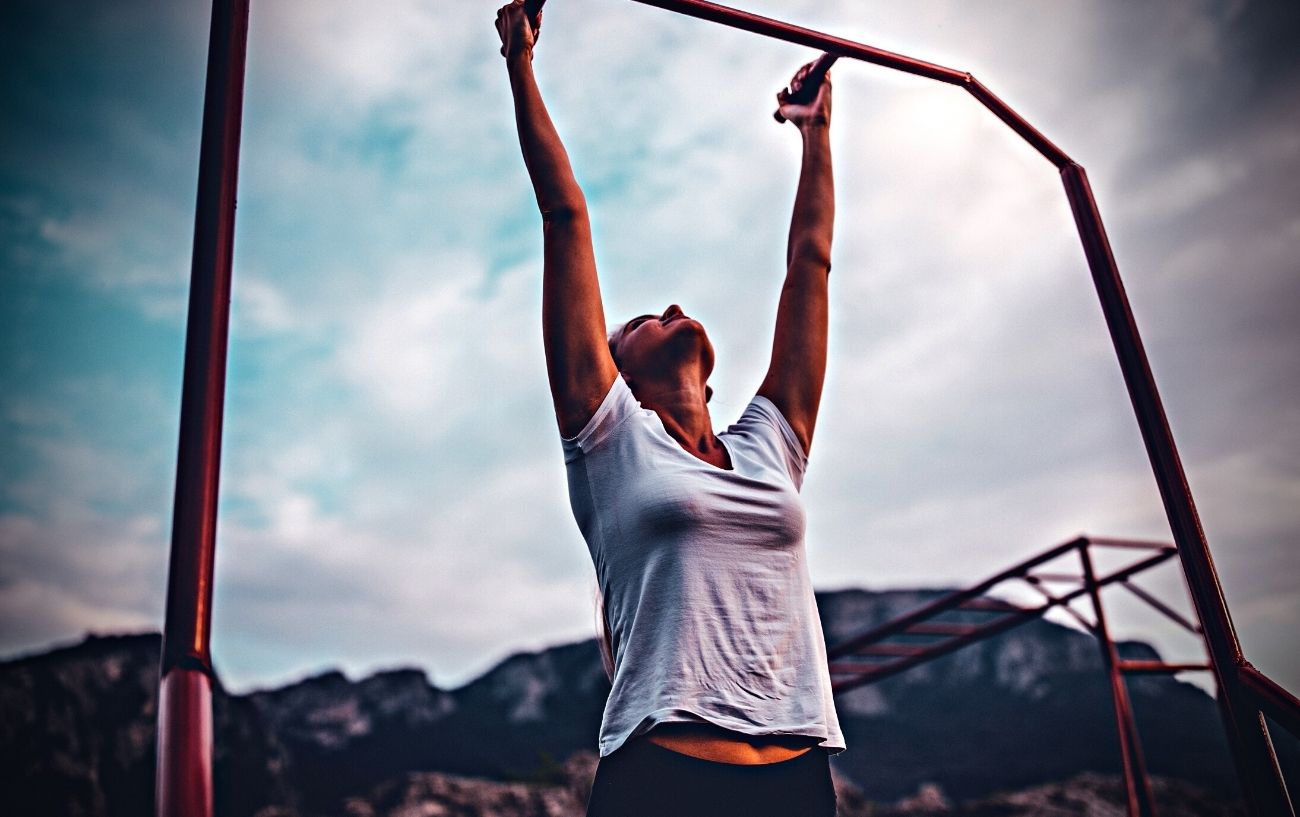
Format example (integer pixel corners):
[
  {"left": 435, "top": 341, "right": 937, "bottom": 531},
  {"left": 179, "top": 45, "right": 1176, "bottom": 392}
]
[
  {"left": 734, "top": 395, "right": 809, "bottom": 488},
  {"left": 561, "top": 376, "right": 641, "bottom": 462}
]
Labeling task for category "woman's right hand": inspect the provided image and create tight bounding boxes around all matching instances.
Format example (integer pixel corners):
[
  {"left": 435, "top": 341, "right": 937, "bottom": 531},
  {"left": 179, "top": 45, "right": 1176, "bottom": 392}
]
[
  {"left": 496, "top": 0, "right": 540, "bottom": 60},
  {"left": 776, "top": 61, "right": 831, "bottom": 131}
]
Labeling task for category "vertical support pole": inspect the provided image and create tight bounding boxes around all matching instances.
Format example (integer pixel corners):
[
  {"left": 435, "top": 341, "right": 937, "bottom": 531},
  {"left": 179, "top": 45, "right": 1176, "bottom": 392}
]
[
  {"left": 1079, "top": 543, "right": 1159, "bottom": 817},
  {"left": 156, "top": 1, "right": 250, "bottom": 816},
  {"left": 1060, "top": 162, "right": 1292, "bottom": 816}
]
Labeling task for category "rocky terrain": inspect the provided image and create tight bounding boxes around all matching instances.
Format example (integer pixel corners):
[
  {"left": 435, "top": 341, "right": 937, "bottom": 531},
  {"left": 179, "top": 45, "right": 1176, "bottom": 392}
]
[{"left": 3, "top": 588, "right": 1290, "bottom": 816}]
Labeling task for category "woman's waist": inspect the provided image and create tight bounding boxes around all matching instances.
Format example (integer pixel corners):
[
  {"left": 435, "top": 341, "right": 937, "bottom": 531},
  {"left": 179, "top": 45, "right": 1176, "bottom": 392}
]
[{"left": 642, "top": 721, "right": 821, "bottom": 765}]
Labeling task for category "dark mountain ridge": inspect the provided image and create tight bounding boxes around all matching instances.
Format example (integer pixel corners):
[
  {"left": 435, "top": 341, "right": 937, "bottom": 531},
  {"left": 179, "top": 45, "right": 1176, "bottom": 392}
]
[{"left": 2, "top": 588, "right": 1280, "bottom": 816}]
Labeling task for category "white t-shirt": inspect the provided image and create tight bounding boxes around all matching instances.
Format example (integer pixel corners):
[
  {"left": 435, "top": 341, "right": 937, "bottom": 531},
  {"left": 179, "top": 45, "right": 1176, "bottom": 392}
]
[{"left": 562, "top": 376, "right": 846, "bottom": 757}]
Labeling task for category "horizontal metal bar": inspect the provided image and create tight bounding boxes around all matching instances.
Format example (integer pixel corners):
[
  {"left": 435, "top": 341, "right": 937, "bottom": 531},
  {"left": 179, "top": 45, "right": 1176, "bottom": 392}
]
[
  {"left": 861, "top": 643, "right": 932, "bottom": 657},
  {"left": 958, "top": 597, "right": 1024, "bottom": 612},
  {"left": 1086, "top": 536, "right": 1176, "bottom": 551},
  {"left": 905, "top": 621, "right": 982, "bottom": 637},
  {"left": 1026, "top": 572, "right": 1082, "bottom": 583},
  {"left": 629, "top": 0, "right": 1073, "bottom": 166},
  {"left": 1118, "top": 660, "right": 1211, "bottom": 674},
  {"left": 628, "top": 0, "right": 967, "bottom": 84},
  {"left": 829, "top": 660, "right": 891, "bottom": 675}
]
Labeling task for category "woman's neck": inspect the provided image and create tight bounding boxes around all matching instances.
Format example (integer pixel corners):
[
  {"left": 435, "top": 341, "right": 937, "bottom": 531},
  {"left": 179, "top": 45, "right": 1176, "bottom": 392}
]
[{"left": 634, "top": 381, "right": 730, "bottom": 469}]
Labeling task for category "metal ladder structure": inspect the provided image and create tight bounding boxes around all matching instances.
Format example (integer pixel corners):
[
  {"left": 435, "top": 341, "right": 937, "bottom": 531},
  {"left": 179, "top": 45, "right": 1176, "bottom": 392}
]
[
  {"left": 156, "top": 1, "right": 1298, "bottom": 815},
  {"left": 825, "top": 534, "right": 1297, "bottom": 817}
]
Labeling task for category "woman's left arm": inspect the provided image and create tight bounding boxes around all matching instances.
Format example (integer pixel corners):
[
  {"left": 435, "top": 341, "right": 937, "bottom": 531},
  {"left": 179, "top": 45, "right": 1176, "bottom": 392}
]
[{"left": 758, "top": 66, "right": 834, "bottom": 455}]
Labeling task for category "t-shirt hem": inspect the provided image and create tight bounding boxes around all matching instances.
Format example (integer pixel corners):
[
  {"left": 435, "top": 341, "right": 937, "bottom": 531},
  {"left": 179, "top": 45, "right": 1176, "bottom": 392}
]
[{"left": 598, "top": 706, "right": 846, "bottom": 757}]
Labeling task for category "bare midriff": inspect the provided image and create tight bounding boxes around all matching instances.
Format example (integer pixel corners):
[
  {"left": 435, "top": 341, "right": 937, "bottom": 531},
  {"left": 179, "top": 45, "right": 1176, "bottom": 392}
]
[{"left": 644, "top": 721, "right": 820, "bottom": 765}]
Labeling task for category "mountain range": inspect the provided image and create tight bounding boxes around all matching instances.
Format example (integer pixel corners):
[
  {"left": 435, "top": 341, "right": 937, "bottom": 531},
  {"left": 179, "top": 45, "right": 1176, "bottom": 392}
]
[{"left": 3, "top": 588, "right": 1293, "bottom": 816}]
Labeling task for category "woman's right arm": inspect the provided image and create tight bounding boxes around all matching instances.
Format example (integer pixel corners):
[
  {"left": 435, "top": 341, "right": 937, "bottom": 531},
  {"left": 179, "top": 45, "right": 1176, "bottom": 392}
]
[{"left": 497, "top": 1, "right": 618, "bottom": 437}]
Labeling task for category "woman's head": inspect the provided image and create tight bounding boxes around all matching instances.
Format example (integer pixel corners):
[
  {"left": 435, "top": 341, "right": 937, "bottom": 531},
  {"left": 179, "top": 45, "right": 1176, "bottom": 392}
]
[{"left": 608, "top": 304, "right": 715, "bottom": 402}]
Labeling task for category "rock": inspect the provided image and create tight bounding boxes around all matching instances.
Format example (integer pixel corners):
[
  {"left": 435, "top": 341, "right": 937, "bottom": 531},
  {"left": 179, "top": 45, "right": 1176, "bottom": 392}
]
[{"left": 894, "top": 782, "right": 951, "bottom": 813}]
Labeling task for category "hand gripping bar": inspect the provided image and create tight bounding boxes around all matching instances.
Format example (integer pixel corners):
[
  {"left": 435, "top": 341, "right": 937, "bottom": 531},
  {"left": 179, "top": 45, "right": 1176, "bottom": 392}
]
[
  {"left": 773, "top": 51, "right": 837, "bottom": 123},
  {"left": 521, "top": 0, "right": 827, "bottom": 126},
  {"left": 524, "top": 0, "right": 546, "bottom": 30}
]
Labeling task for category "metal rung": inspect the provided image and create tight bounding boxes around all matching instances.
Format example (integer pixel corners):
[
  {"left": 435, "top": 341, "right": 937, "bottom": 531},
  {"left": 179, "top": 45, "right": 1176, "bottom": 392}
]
[
  {"left": 905, "top": 621, "right": 981, "bottom": 636},
  {"left": 829, "top": 660, "right": 892, "bottom": 675},
  {"left": 861, "top": 643, "right": 931, "bottom": 657},
  {"left": 1118, "top": 660, "right": 1210, "bottom": 674},
  {"left": 1026, "top": 572, "right": 1081, "bottom": 583},
  {"left": 958, "top": 598, "right": 1022, "bottom": 612}
]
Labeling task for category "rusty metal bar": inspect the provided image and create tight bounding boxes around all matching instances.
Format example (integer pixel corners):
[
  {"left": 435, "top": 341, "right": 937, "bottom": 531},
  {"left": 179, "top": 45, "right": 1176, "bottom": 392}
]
[
  {"left": 829, "top": 660, "right": 893, "bottom": 676},
  {"left": 156, "top": 1, "right": 249, "bottom": 816},
  {"left": 1027, "top": 572, "right": 1083, "bottom": 583},
  {"left": 1081, "top": 545, "right": 1158, "bottom": 817},
  {"left": 960, "top": 76, "right": 1070, "bottom": 167},
  {"left": 957, "top": 597, "right": 1023, "bottom": 612},
  {"left": 1088, "top": 536, "right": 1180, "bottom": 551},
  {"left": 860, "top": 643, "right": 931, "bottom": 657},
  {"left": 629, "top": 0, "right": 1072, "bottom": 166},
  {"left": 1118, "top": 661, "right": 1211, "bottom": 674},
  {"left": 1119, "top": 579, "right": 1202, "bottom": 635},
  {"left": 628, "top": 0, "right": 967, "bottom": 85},
  {"left": 904, "top": 621, "right": 982, "bottom": 637},
  {"left": 1060, "top": 162, "right": 1293, "bottom": 816}
]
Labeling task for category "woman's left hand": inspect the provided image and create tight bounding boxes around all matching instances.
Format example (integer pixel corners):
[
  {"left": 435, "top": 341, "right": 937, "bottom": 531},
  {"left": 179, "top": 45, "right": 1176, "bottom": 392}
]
[{"left": 496, "top": 0, "right": 540, "bottom": 60}]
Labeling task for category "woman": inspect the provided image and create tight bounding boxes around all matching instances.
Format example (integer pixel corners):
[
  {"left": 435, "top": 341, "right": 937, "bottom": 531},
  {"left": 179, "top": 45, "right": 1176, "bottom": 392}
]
[{"left": 496, "top": 2, "right": 843, "bottom": 814}]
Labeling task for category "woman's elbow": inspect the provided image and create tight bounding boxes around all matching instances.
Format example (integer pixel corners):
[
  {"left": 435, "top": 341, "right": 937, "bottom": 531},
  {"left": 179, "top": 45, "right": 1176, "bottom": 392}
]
[
  {"left": 789, "top": 240, "right": 832, "bottom": 275},
  {"left": 540, "top": 199, "right": 588, "bottom": 225}
]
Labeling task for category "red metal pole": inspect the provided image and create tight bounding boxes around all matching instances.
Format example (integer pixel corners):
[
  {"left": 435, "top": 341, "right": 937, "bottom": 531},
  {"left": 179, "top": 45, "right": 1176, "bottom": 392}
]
[
  {"left": 156, "top": 1, "right": 249, "bottom": 815},
  {"left": 628, "top": 0, "right": 967, "bottom": 85},
  {"left": 1080, "top": 543, "right": 1159, "bottom": 817},
  {"left": 1060, "top": 162, "right": 1293, "bottom": 817},
  {"left": 960, "top": 76, "right": 1070, "bottom": 168}
]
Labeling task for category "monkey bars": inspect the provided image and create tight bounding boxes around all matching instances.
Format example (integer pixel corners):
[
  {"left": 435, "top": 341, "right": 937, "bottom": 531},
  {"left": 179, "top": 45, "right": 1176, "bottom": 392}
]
[
  {"left": 829, "top": 536, "right": 1185, "bottom": 817},
  {"left": 157, "top": 1, "right": 1296, "bottom": 816}
]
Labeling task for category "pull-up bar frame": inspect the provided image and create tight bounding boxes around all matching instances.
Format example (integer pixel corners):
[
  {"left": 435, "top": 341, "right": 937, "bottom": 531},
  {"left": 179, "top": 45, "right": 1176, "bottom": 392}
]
[{"left": 157, "top": 1, "right": 1295, "bottom": 815}]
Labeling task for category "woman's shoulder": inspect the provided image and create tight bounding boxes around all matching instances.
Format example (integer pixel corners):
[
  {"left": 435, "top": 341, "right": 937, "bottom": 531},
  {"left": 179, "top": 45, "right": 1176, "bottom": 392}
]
[
  {"left": 561, "top": 375, "right": 647, "bottom": 461},
  {"left": 724, "top": 394, "right": 809, "bottom": 485}
]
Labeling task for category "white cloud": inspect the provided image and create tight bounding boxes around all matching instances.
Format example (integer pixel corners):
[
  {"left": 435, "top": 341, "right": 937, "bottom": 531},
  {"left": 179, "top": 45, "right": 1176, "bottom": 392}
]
[
  {"left": 4, "top": 0, "right": 1297, "bottom": 696},
  {"left": 335, "top": 255, "right": 544, "bottom": 431}
]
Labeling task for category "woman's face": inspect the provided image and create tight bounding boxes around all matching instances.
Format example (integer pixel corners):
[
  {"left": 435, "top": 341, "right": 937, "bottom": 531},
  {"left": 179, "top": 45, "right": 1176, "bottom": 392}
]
[{"left": 611, "top": 304, "right": 715, "bottom": 382}]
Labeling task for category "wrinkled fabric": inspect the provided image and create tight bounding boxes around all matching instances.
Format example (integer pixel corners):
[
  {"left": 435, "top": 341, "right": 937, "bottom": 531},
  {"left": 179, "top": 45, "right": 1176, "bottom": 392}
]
[{"left": 562, "top": 376, "right": 845, "bottom": 758}]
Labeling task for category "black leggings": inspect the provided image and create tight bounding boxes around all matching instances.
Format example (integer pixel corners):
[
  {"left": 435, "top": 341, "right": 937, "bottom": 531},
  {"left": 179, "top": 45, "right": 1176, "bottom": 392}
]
[{"left": 585, "top": 738, "right": 837, "bottom": 817}]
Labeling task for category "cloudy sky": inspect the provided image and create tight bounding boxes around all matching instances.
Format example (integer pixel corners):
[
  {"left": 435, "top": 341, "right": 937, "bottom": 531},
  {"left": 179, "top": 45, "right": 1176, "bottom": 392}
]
[{"left": 2, "top": 0, "right": 1296, "bottom": 699}]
